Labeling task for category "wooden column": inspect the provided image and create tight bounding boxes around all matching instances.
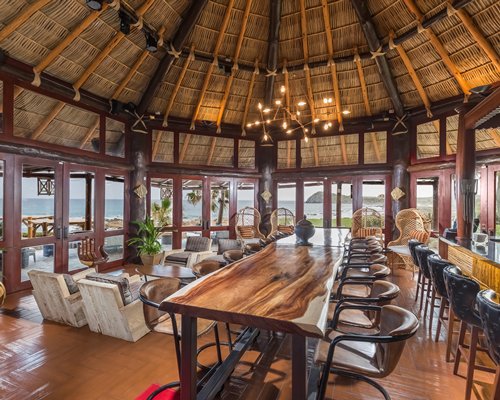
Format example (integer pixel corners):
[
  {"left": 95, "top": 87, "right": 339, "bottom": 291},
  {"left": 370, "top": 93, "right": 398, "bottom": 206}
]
[
  {"left": 455, "top": 103, "right": 477, "bottom": 247},
  {"left": 256, "top": 143, "right": 276, "bottom": 229},
  {"left": 391, "top": 132, "right": 411, "bottom": 238},
  {"left": 264, "top": 0, "right": 283, "bottom": 106},
  {"left": 128, "top": 132, "right": 149, "bottom": 262}
]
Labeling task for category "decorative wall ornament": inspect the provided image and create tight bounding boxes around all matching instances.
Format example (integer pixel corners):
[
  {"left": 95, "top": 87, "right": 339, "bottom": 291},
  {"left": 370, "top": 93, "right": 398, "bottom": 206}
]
[
  {"left": 134, "top": 184, "right": 148, "bottom": 199},
  {"left": 461, "top": 178, "right": 477, "bottom": 223},
  {"left": 391, "top": 187, "right": 405, "bottom": 201},
  {"left": 37, "top": 178, "right": 54, "bottom": 196},
  {"left": 160, "top": 186, "right": 172, "bottom": 200},
  {"left": 260, "top": 190, "right": 272, "bottom": 204}
]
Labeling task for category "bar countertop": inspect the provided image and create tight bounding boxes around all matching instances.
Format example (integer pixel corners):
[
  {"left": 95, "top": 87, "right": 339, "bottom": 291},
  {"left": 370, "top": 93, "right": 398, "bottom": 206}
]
[{"left": 439, "top": 236, "right": 500, "bottom": 268}]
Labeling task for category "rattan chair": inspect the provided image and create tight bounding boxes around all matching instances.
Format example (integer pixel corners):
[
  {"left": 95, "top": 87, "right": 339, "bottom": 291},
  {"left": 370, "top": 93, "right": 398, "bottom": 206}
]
[
  {"left": 235, "top": 207, "right": 265, "bottom": 242},
  {"left": 78, "top": 237, "right": 109, "bottom": 272},
  {"left": 269, "top": 207, "right": 295, "bottom": 237},
  {"left": 351, "top": 208, "right": 383, "bottom": 239}
]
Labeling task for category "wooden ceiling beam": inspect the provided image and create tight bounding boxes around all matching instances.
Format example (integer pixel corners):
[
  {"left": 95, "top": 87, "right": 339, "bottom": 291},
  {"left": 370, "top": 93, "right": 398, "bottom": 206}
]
[
  {"left": 264, "top": 0, "right": 283, "bottom": 106},
  {"left": 137, "top": 0, "right": 209, "bottom": 115},
  {"left": 179, "top": 134, "right": 191, "bottom": 164},
  {"left": 31, "top": 101, "right": 65, "bottom": 140},
  {"left": 216, "top": 0, "right": 253, "bottom": 133},
  {"left": 112, "top": 49, "right": 149, "bottom": 100},
  {"left": 321, "top": 0, "right": 344, "bottom": 130},
  {"left": 241, "top": 59, "right": 259, "bottom": 136},
  {"left": 32, "top": 4, "right": 109, "bottom": 87},
  {"left": 207, "top": 137, "right": 217, "bottom": 165},
  {"left": 190, "top": 0, "right": 235, "bottom": 130},
  {"left": 453, "top": 6, "right": 499, "bottom": 72},
  {"left": 391, "top": 31, "right": 433, "bottom": 117},
  {"left": 351, "top": 0, "right": 405, "bottom": 117},
  {"left": 163, "top": 45, "right": 195, "bottom": 127},
  {"left": 354, "top": 50, "right": 372, "bottom": 116},
  {"left": 402, "top": 0, "right": 470, "bottom": 95},
  {"left": 0, "top": 0, "right": 51, "bottom": 43},
  {"left": 79, "top": 117, "right": 100, "bottom": 149},
  {"left": 0, "top": 86, "right": 23, "bottom": 113}
]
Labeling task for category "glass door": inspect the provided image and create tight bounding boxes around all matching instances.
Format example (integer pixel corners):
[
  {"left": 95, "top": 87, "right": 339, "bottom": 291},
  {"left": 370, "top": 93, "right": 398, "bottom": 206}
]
[
  {"left": 208, "top": 178, "right": 231, "bottom": 250},
  {"left": 181, "top": 178, "right": 205, "bottom": 248},
  {"left": 303, "top": 180, "right": 324, "bottom": 227},
  {"left": 330, "top": 180, "right": 353, "bottom": 228}
]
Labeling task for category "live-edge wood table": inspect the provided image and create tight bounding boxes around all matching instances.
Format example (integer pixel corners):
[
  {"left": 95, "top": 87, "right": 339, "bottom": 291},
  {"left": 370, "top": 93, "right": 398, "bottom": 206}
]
[{"left": 160, "top": 231, "right": 343, "bottom": 400}]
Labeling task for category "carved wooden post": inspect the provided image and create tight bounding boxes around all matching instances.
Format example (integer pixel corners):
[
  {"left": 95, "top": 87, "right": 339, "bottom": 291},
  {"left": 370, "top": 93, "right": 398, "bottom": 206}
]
[
  {"left": 455, "top": 104, "right": 476, "bottom": 247},
  {"left": 256, "top": 144, "right": 276, "bottom": 236},
  {"left": 128, "top": 132, "right": 149, "bottom": 261},
  {"left": 391, "top": 133, "right": 410, "bottom": 238}
]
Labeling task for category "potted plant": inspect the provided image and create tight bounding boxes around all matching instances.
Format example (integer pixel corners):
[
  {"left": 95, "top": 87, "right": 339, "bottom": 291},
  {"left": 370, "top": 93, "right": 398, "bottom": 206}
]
[
  {"left": 128, "top": 216, "right": 165, "bottom": 267},
  {"left": 151, "top": 198, "right": 173, "bottom": 245}
]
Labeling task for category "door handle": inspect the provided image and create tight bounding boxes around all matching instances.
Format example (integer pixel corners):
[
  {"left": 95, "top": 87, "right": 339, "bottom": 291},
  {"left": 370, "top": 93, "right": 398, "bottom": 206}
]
[
  {"left": 55, "top": 226, "right": 62, "bottom": 239},
  {"left": 63, "top": 226, "right": 69, "bottom": 239}
]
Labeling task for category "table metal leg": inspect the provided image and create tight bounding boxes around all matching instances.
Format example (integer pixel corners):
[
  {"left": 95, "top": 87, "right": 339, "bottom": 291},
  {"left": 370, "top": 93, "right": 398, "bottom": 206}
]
[
  {"left": 292, "top": 334, "right": 307, "bottom": 400},
  {"left": 181, "top": 315, "right": 197, "bottom": 400}
]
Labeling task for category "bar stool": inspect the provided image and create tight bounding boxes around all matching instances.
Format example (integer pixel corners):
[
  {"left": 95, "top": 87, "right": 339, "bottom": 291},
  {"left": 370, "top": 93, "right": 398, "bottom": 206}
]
[
  {"left": 476, "top": 289, "right": 500, "bottom": 400},
  {"left": 408, "top": 238, "right": 422, "bottom": 286},
  {"left": 444, "top": 266, "right": 496, "bottom": 400},
  {"left": 415, "top": 245, "right": 434, "bottom": 317},
  {"left": 427, "top": 254, "right": 457, "bottom": 361}
]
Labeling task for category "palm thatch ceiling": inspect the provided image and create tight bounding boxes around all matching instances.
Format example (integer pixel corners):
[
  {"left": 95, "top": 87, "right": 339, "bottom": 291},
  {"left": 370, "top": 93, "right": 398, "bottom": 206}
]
[{"left": 0, "top": 0, "right": 499, "bottom": 137}]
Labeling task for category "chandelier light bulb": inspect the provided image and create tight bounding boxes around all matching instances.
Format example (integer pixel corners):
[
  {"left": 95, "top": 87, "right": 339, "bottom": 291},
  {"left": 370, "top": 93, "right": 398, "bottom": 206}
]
[
  {"left": 323, "top": 98, "right": 328, "bottom": 104},
  {"left": 275, "top": 100, "right": 282, "bottom": 105},
  {"left": 255, "top": 120, "right": 260, "bottom": 125},
  {"left": 264, "top": 134, "right": 268, "bottom": 140},
  {"left": 297, "top": 111, "right": 301, "bottom": 116},
  {"left": 328, "top": 122, "right": 333, "bottom": 127},
  {"left": 324, "top": 123, "right": 328, "bottom": 130},
  {"left": 266, "top": 119, "right": 271, "bottom": 124},
  {"left": 298, "top": 101, "right": 306, "bottom": 107},
  {"left": 342, "top": 109, "right": 351, "bottom": 115},
  {"left": 313, "top": 118, "right": 320, "bottom": 123},
  {"left": 286, "top": 129, "right": 292, "bottom": 134},
  {"left": 282, "top": 121, "right": 288, "bottom": 129},
  {"left": 258, "top": 102, "right": 262, "bottom": 110},
  {"left": 247, "top": 123, "right": 252, "bottom": 127},
  {"left": 304, "top": 135, "right": 309, "bottom": 143},
  {"left": 263, "top": 108, "right": 271, "bottom": 113},
  {"left": 280, "top": 85, "right": 286, "bottom": 93},
  {"left": 304, "top": 128, "right": 309, "bottom": 133},
  {"left": 328, "top": 98, "right": 333, "bottom": 103}
]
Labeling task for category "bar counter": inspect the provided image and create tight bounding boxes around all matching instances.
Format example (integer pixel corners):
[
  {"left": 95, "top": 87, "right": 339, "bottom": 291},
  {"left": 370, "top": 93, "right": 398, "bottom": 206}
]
[{"left": 439, "top": 236, "right": 500, "bottom": 292}]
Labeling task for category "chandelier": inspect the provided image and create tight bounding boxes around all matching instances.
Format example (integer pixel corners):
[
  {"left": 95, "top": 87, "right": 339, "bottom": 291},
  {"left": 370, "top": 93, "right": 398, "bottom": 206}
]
[{"left": 245, "top": 85, "right": 350, "bottom": 146}]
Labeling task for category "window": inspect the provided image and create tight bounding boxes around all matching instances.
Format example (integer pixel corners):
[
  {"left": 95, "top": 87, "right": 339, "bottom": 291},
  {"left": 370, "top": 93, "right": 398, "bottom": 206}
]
[
  {"left": 179, "top": 134, "right": 234, "bottom": 167},
  {"left": 364, "top": 132, "right": 387, "bottom": 164},
  {"left": 152, "top": 130, "right": 174, "bottom": 163},
  {"left": 105, "top": 118, "right": 125, "bottom": 157},
  {"left": 446, "top": 115, "right": 458, "bottom": 155},
  {"left": 416, "top": 178, "right": 438, "bottom": 231},
  {"left": 237, "top": 182, "right": 255, "bottom": 211},
  {"left": 182, "top": 179, "right": 202, "bottom": 227},
  {"left": 238, "top": 140, "right": 255, "bottom": 169},
  {"left": 277, "top": 182, "right": 296, "bottom": 216},
  {"left": 69, "top": 172, "right": 94, "bottom": 233},
  {"left": 105, "top": 175, "right": 124, "bottom": 231},
  {"left": 303, "top": 181, "right": 323, "bottom": 227},
  {"left": 417, "top": 120, "right": 440, "bottom": 159},
  {"left": 211, "top": 181, "right": 229, "bottom": 226},
  {"left": 301, "top": 135, "right": 359, "bottom": 167},
  {"left": 476, "top": 128, "right": 500, "bottom": 151},
  {"left": 277, "top": 140, "right": 296, "bottom": 169},
  {"left": 362, "top": 181, "right": 385, "bottom": 225},
  {"left": 0, "top": 80, "right": 3, "bottom": 133}
]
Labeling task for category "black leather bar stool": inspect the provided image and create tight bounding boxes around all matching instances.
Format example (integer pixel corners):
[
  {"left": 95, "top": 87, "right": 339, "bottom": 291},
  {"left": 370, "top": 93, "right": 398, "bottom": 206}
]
[
  {"left": 415, "top": 245, "right": 434, "bottom": 317},
  {"left": 444, "top": 266, "right": 496, "bottom": 400},
  {"left": 427, "top": 254, "right": 457, "bottom": 361},
  {"left": 408, "top": 239, "right": 423, "bottom": 299},
  {"left": 476, "top": 289, "right": 500, "bottom": 400}
]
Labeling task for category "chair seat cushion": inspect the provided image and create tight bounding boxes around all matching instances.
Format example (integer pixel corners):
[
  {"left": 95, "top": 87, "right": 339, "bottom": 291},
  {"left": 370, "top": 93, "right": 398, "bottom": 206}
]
[
  {"left": 238, "top": 226, "right": 256, "bottom": 239},
  {"left": 155, "top": 314, "right": 214, "bottom": 336},
  {"left": 314, "top": 331, "right": 380, "bottom": 377},
  {"left": 86, "top": 272, "right": 135, "bottom": 305},
  {"left": 333, "top": 282, "right": 371, "bottom": 298},
  {"left": 204, "top": 254, "right": 227, "bottom": 265},
  {"left": 327, "top": 303, "right": 374, "bottom": 328},
  {"left": 165, "top": 252, "right": 192, "bottom": 264},
  {"left": 278, "top": 225, "right": 294, "bottom": 235},
  {"left": 63, "top": 274, "right": 79, "bottom": 294}
]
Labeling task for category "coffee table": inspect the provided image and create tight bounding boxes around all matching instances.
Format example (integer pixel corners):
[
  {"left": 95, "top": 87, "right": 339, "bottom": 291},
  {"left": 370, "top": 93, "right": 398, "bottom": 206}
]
[{"left": 135, "top": 264, "right": 196, "bottom": 284}]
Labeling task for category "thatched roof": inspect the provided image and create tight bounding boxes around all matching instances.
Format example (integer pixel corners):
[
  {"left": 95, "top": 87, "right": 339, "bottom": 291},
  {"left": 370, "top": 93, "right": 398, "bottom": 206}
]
[{"left": 0, "top": 0, "right": 499, "bottom": 157}]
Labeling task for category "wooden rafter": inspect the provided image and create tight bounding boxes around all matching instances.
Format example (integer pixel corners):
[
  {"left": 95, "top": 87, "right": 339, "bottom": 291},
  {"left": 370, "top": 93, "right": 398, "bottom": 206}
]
[
  {"left": 0, "top": 86, "right": 23, "bottom": 113},
  {"left": 179, "top": 134, "right": 191, "bottom": 163},
  {"left": 31, "top": 102, "right": 65, "bottom": 140},
  {"left": 190, "top": 0, "right": 235, "bottom": 130},
  {"left": 32, "top": 4, "right": 109, "bottom": 86},
  {"left": 79, "top": 117, "right": 100, "bottom": 149},
  {"left": 162, "top": 45, "right": 195, "bottom": 127},
  {"left": 152, "top": 131, "right": 162, "bottom": 160},
  {"left": 207, "top": 137, "right": 217, "bottom": 165},
  {"left": 453, "top": 6, "right": 500, "bottom": 72},
  {"left": 312, "top": 138, "right": 319, "bottom": 166},
  {"left": 354, "top": 49, "right": 372, "bottom": 116},
  {"left": 299, "top": 0, "right": 317, "bottom": 127},
  {"left": 0, "top": 0, "right": 51, "bottom": 43},
  {"left": 283, "top": 59, "right": 291, "bottom": 110},
  {"left": 321, "top": 0, "right": 344, "bottom": 130},
  {"left": 391, "top": 31, "right": 433, "bottom": 117},
  {"left": 241, "top": 59, "right": 259, "bottom": 135},
  {"left": 402, "top": 0, "right": 470, "bottom": 95},
  {"left": 264, "top": 0, "right": 283, "bottom": 105},
  {"left": 216, "top": 0, "right": 253, "bottom": 132}
]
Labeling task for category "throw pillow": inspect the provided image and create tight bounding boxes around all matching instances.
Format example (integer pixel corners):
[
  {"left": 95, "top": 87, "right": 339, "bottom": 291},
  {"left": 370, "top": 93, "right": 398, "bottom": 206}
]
[{"left": 86, "top": 273, "right": 134, "bottom": 305}]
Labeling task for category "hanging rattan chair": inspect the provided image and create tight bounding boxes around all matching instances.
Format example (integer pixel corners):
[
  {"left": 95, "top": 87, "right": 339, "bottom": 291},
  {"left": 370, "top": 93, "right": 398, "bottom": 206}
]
[
  {"left": 235, "top": 207, "right": 265, "bottom": 242},
  {"left": 269, "top": 208, "right": 295, "bottom": 237}
]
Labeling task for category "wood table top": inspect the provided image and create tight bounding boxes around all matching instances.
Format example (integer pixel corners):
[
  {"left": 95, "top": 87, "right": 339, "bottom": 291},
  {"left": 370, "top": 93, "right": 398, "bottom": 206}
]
[
  {"left": 160, "top": 239, "right": 342, "bottom": 337},
  {"left": 136, "top": 264, "right": 196, "bottom": 280}
]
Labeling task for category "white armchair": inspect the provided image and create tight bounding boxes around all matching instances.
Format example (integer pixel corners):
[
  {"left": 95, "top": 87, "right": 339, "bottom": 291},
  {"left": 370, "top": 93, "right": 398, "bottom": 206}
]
[
  {"left": 163, "top": 236, "right": 214, "bottom": 269},
  {"left": 28, "top": 268, "right": 96, "bottom": 327},
  {"left": 77, "top": 273, "right": 150, "bottom": 342}
]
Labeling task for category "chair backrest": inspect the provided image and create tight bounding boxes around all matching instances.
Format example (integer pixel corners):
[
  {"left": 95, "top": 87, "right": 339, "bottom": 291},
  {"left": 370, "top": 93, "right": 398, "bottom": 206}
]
[
  {"left": 408, "top": 239, "right": 422, "bottom": 266},
  {"left": 270, "top": 208, "right": 295, "bottom": 236},
  {"left": 391, "top": 208, "right": 431, "bottom": 246},
  {"left": 217, "top": 238, "right": 242, "bottom": 255},
  {"left": 78, "top": 237, "right": 97, "bottom": 262},
  {"left": 415, "top": 244, "right": 434, "bottom": 278},
  {"left": 351, "top": 208, "right": 383, "bottom": 238},
  {"left": 140, "top": 278, "right": 181, "bottom": 330},
  {"left": 378, "top": 305, "right": 419, "bottom": 377},
  {"left": 443, "top": 265, "right": 481, "bottom": 327},
  {"left": 427, "top": 254, "right": 452, "bottom": 298},
  {"left": 476, "top": 289, "right": 500, "bottom": 364},
  {"left": 235, "top": 207, "right": 263, "bottom": 239},
  {"left": 185, "top": 236, "right": 211, "bottom": 252},
  {"left": 370, "top": 281, "right": 400, "bottom": 303}
]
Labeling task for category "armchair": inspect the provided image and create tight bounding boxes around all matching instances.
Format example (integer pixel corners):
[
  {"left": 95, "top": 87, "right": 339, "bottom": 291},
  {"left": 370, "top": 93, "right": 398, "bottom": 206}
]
[
  {"left": 28, "top": 268, "right": 96, "bottom": 327},
  {"left": 163, "top": 236, "right": 213, "bottom": 269}
]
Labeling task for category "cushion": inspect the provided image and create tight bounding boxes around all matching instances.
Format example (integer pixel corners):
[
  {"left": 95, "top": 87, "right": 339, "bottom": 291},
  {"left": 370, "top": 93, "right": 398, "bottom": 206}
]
[
  {"left": 185, "top": 237, "right": 210, "bottom": 252},
  {"left": 63, "top": 274, "right": 79, "bottom": 295},
  {"left": 217, "top": 239, "right": 242, "bottom": 254},
  {"left": 238, "top": 226, "right": 255, "bottom": 239},
  {"left": 86, "top": 272, "right": 134, "bottom": 306},
  {"left": 165, "top": 252, "right": 192, "bottom": 264},
  {"left": 356, "top": 227, "right": 381, "bottom": 238},
  {"left": 409, "top": 229, "right": 429, "bottom": 243},
  {"left": 278, "top": 225, "right": 294, "bottom": 235}
]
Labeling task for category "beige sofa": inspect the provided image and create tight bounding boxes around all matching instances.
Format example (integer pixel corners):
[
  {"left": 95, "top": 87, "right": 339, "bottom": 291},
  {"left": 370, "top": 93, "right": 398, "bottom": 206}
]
[
  {"left": 77, "top": 273, "right": 149, "bottom": 342},
  {"left": 28, "top": 268, "right": 96, "bottom": 327}
]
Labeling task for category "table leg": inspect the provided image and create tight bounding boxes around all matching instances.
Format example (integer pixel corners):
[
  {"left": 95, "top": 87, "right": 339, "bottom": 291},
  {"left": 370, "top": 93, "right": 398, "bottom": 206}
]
[
  {"left": 181, "top": 315, "right": 197, "bottom": 400},
  {"left": 292, "top": 334, "right": 307, "bottom": 400}
]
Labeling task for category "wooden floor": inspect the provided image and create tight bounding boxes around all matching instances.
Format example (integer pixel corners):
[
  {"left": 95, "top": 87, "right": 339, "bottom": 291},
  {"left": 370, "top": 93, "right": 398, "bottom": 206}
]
[{"left": 0, "top": 265, "right": 496, "bottom": 400}]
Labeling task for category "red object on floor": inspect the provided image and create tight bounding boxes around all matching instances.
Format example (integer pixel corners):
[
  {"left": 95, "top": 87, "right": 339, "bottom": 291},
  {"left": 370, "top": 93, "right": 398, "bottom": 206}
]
[{"left": 135, "top": 384, "right": 180, "bottom": 400}]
